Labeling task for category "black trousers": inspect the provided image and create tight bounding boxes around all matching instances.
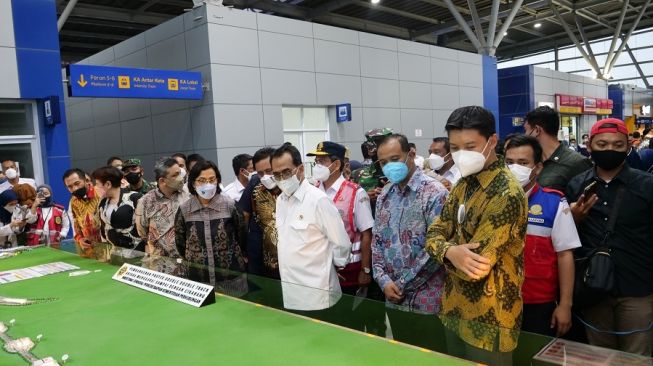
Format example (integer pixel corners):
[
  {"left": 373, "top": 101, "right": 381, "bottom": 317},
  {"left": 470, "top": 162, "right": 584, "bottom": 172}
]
[{"left": 521, "top": 301, "right": 557, "bottom": 337}]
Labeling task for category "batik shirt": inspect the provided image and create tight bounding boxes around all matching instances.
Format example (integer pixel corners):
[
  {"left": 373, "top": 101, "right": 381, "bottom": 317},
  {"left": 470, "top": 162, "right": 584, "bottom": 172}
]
[
  {"left": 426, "top": 156, "right": 528, "bottom": 353},
  {"left": 70, "top": 186, "right": 103, "bottom": 259},
  {"left": 372, "top": 168, "right": 448, "bottom": 314},
  {"left": 175, "top": 194, "right": 247, "bottom": 288},
  {"left": 136, "top": 188, "right": 189, "bottom": 275},
  {"left": 252, "top": 184, "right": 280, "bottom": 276}
]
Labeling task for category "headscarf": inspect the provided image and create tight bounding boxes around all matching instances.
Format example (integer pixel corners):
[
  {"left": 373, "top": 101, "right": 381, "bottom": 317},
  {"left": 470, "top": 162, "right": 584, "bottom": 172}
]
[{"left": 0, "top": 189, "right": 18, "bottom": 224}]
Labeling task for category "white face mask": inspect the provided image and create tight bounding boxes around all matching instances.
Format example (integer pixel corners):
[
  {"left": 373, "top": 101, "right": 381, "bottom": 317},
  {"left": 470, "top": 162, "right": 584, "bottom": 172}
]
[
  {"left": 312, "top": 163, "right": 333, "bottom": 183},
  {"left": 427, "top": 153, "right": 447, "bottom": 171},
  {"left": 277, "top": 175, "right": 300, "bottom": 197},
  {"left": 5, "top": 168, "right": 17, "bottom": 180},
  {"left": 451, "top": 140, "right": 490, "bottom": 178},
  {"left": 243, "top": 171, "right": 256, "bottom": 181},
  {"left": 195, "top": 183, "right": 217, "bottom": 200},
  {"left": 508, "top": 164, "right": 534, "bottom": 187},
  {"left": 260, "top": 175, "right": 277, "bottom": 190}
]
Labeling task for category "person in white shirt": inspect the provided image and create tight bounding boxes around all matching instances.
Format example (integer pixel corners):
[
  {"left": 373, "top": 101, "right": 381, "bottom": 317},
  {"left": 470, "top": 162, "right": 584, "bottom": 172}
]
[
  {"left": 223, "top": 154, "right": 254, "bottom": 202},
  {"left": 2, "top": 160, "right": 37, "bottom": 189},
  {"left": 307, "top": 141, "right": 386, "bottom": 333},
  {"left": 408, "top": 143, "right": 425, "bottom": 170},
  {"left": 424, "top": 137, "right": 461, "bottom": 189},
  {"left": 271, "top": 143, "right": 352, "bottom": 315}
]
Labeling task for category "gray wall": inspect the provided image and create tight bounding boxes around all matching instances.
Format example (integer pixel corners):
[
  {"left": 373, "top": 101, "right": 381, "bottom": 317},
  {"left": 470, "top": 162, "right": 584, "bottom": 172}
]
[{"left": 66, "top": 4, "right": 486, "bottom": 183}]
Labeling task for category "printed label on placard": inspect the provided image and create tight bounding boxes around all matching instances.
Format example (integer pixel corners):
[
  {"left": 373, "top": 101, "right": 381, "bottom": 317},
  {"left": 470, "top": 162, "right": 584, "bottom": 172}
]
[
  {"left": 533, "top": 339, "right": 651, "bottom": 365},
  {"left": 112, "top": 264, "right": 215, "bottom": 307}
]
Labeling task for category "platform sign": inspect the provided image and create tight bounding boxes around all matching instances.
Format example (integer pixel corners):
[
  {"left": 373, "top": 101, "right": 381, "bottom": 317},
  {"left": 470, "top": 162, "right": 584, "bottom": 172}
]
[
  {"left": 67, "top": 64, "right": 203, "bottom": 100},
  {"left": 336, "top": 103, "right": 351, "bottom": 123}
]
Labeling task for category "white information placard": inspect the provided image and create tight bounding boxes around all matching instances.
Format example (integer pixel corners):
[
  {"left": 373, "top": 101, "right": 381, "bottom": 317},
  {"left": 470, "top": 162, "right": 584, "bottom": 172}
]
[
  {"left": 533, "top": 339, "right": 652, "bottom": 366},
  {"left": 112, "top": 263, "right": 215, "bottom": 307},
  {"left": 0, "top": 262, "right": 79, "bottom": 284}
]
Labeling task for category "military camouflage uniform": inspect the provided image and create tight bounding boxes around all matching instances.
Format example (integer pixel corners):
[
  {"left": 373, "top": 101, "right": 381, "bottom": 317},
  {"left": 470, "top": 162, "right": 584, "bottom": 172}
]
[{"left": 351, "top": 128, "right": 393, "bottom": 214}]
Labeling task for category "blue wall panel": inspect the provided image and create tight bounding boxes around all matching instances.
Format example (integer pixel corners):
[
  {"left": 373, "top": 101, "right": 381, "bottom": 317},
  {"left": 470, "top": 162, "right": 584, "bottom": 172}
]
[
  {"left": 498, "top": 65, "right": 534, "bottom": 138},
  {"left": 608, "top": 85, "right": 624, "bottom": 121},
  {"left": 12, "top": 0, "right": 71, "bottom": 210},
  {"left": 482, "top": 55, "right": 500, "bottom": 133}
]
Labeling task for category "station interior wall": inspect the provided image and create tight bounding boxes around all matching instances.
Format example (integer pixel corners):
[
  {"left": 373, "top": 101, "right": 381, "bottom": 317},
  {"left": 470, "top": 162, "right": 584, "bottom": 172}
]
[{"left": 65, "top": 4, "right": 492, "bottom": 183}]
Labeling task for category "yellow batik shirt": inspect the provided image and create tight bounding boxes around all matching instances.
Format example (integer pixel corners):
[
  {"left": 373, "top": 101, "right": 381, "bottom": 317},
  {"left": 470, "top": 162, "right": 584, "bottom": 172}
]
[{"left": 426, "top": 156, "right": 528, "bottom": 353}]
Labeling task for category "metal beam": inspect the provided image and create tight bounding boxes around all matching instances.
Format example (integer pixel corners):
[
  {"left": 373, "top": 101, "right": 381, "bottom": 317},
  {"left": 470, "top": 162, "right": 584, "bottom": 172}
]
[
  {"left": 605, "top": 0, "right": 629, "bottom": 72},
  {"left": 625, "top": 42, "right": 651, "bottom": 88},
  {"left": 606, "top": 0, "right": 651, "bottom": 74},
  {"left": 419, "top": 0, "right": 470, "bottom": 15},
  {"left": 441, "top": 0, "right": 482, "bottom": 52},
  {"left": 60, "top": 30, "right": 132, "bottom": 42},
  {"left": 306, "top": 0, "right": 356, "bottom": 21},
  {"left": 551, "top": 4, "right": 601, "bottom": 77},
  {"left": 486, "top": 0, "right": 500, "bottom": 51},
  {"left": 138, "top": 0, "right": 160, "bottom": 12},
  {"left": 57, "top": 0, "right": 79, "bottom": 31},
  {"left": 513, "top": 25, "right": 545, "bottom": 37},
  {"left": 60, "top": 41, "right": 113, "bottom": 50},
  {"left": 574, "top": 12, "right": 602, "bottom": 76},
  {"left": 61, "top": 3, "right": 174, "bottom": 25},
  {"left": 491, "top": 0, "right": 524, "bottom": 55},
  {"left": 466, "top": 0, "right": 487, "bottom": 49}
]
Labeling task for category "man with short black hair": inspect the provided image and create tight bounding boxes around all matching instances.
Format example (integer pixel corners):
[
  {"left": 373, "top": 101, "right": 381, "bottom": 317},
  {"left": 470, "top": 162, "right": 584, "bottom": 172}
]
[
  {"left": 426, "top": 106, "right": 528, "bottom": 365},
  {"left": 425, "top": 137, "right": 460, "bottom": 189},
  {"left": 2, "top": 160, "right": 37, "bottom": 189},
  {"left": 373, "top": 133, "right": 449, "bottom": 351},
  {"left": 505, "top": 135, "right": 580, "bottom": 338},
  {"left": 567, "top": 118, "right": 653, "bottom": 356},
  {"left": 136, "top": 157, "right": 189, "bottom": 275},
  {"left": 523, "top": 106, "right": 592, "bottom": 191},
  {"left": 271, "top": 143, "right": 351, "bottom": 313},
  {"left": 63, "top": 168, "right": 104, "bottom": 260},
  {"left": 224, "top": 154, "right": 253, "bottom": 202}
]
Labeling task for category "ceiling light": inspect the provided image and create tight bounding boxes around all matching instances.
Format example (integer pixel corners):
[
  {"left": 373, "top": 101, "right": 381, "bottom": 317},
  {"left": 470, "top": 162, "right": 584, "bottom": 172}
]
[
  {"left": 371, "top": 0, "right": 380, "bottom": 3},
  {"left": 504, "top": 32, "right": 508, "bottom": 36},
  {"left": 534, "top": 22, "right": 542, "bottom": 28}
]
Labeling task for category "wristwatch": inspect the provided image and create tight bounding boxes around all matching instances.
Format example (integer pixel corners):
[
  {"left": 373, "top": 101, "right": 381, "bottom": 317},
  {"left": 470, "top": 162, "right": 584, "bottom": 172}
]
[{"left": 363, "top": 267, "right": 371, "bottom": 274}]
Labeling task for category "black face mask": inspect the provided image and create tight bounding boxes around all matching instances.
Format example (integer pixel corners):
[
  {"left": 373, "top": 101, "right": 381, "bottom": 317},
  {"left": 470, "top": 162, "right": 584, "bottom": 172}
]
[
  {"left": 125, "top": 172, "right": 142, "bottom": 185},
  {"left": 591, "top": 150, "right": 627, "bottom": 171},
  {"left": 72, "top": 186, "right": 87, "bottom": 199},
  {"left": 42, "top": 197, "right": 54, "bottom": 207}
]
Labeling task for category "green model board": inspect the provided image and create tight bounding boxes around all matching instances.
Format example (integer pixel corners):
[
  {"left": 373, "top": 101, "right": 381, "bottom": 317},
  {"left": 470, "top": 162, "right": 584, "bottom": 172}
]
[{"left": 0, "top": 248, "right": 478, "bottom": 366}]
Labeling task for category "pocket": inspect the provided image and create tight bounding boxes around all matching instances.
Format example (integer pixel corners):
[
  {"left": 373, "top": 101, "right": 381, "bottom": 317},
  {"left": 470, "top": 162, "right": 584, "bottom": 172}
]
[{"left": 289, "top": 220, "right": 310, "bottom": 243}]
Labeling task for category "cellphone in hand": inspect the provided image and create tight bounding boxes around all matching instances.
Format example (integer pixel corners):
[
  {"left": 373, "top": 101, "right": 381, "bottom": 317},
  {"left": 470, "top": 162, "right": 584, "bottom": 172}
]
[{"left": 582, "top": 181, "right": 598, "bottom": 200}]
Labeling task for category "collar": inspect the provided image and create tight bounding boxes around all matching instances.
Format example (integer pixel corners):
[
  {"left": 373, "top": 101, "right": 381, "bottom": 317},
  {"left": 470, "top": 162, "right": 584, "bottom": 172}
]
[
  {"left": 86, "top": 185, "right": 97, "bottom": 200},
  {"left": 547, "top": 143, "right": 568, "bottom": 163},
  {"left": 591, "top": 164, "right": 632, "bottom": 184},
  {"left": 473, "top": 156, "right": 505, "bottom": 189},
  {"left": 188, "top": 194, "right": 224, "bottom": 213},
  {"left": 155, "top": 187, "right": 182, "bottom": 200},
  {"left": 324, "top": 175, "right": 345, "bottom": 193},
  {"left": 527, "top": 183, "right": 540, "bottom": 198},
  {"left": 391, "top": 168, "right": 423, "bottom": 194}
]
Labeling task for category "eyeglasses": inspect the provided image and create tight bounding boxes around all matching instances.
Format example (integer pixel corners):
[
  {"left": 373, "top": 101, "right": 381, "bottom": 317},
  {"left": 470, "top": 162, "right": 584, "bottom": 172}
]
[
  {"left": 272, "top": 168, "right": 298, "bottom": 182},
  {"left": 195, "top": 177, "right": 218, "bottom": 184}
]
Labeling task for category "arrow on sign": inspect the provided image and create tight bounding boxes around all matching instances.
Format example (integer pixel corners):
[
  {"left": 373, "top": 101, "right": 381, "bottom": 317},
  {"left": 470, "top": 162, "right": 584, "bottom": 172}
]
[{"left": 77, "top": 74, "right": 87, "bottom": 87}]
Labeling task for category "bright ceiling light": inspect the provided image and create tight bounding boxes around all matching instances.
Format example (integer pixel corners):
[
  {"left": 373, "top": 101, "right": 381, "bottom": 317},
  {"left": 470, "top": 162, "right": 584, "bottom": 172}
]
[
  {"left": 504, "top": 32, "right": 508, "bottom": 36},
  {"left": 534, "top": 22, "right": 542, "bottom": 28},
  {"left": 371, "top": 0, "right": 380, "bottom": 3}
]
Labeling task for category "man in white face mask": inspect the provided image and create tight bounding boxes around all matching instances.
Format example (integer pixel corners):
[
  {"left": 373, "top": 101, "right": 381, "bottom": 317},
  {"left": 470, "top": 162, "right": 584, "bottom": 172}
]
[
  {"left": 425, "top": 106, "right": 528, "bottom": 365},
  {"left": 223, "top": 154, "right": 254, "bottom": 202},
  {"left": 1, "top": 160, "right": 37, "bottom": 190},
  {"left": 425, "top": 137, "right": 460, "bottom": 190},
  {"left": 271, "top": 142, "right": 351, "bottom": 316},
  {"left": 307, "top": 141, "right": 377, "bottom": 331},
  {"left": 505, "top": 135, "right": 581, "bottom": 339}
]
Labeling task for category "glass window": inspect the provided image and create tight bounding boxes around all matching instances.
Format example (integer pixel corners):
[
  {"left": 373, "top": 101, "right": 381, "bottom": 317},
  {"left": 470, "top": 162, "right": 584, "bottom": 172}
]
[
  {"left": 0, "top": 143, "right": 35, "bottom": 179},
  {"left": 281, "top": 106, "right": 330, "bottom": 157},
  {"left": 0, "top": 103, "right": 35, "bottom": 136}
]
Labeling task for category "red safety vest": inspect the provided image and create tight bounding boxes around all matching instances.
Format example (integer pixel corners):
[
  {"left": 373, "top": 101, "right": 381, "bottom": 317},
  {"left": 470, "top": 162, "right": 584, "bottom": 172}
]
[
  {"left": 317, "top": 180, "right": 362, "bottom": 288},
  {"left": 27, "top": 205, "right": 66, "bottom": 247},
  {"left": 523, "top": 185, "right": 562, "bottom": 304}
]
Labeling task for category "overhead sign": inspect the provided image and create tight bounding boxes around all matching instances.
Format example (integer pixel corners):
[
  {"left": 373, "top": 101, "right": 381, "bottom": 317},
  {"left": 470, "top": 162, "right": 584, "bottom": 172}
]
[
  {"left": 67, "top": 64, "right": 203, "bottom": 100},
  {"left": 583, "top": 98, "right": 597, "bottom": 114},
  {"left": 336, "top": 103, "right": 352, "bottom": 123},
  {"left": 556, "top": 94, "right": 613, "bottom": 115},
  {"left": 112, "top": 263, "right": 215, "bottom": 307}
]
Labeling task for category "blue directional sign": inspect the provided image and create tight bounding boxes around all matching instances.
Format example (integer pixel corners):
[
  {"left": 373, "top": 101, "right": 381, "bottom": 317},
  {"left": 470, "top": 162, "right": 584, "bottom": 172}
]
[
  {"left": 67, "top": 64, "right": 203, "bottom": 100},
  {"left": 336, "top": 103, "right": 352, "bottom": 123}
]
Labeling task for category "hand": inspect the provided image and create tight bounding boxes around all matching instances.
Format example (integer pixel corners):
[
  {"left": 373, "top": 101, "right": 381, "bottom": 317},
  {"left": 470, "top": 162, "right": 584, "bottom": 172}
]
[
  {"left": 358, "top": 270, "right": 372, "bottom": 286},
  {"left": 550, "top": 304, "right": 572, "bottom": 337},
  {"left": 382, "top": 281, "right": 404, "bottom": 304},
  {"left": 570, "top": 194, "right": 598, "bottom": 223},
  {"left": 32, "top": 196, "right": 44, "bottom": 208},
  {"left": 10, "top": 220, "right": 27, "bottom": 230},
  {"left": 81, "top": 238, "right": 93, "bottom": 249},
  {"left": 444, "top": 243, "right": 491, "bottom": 280}
]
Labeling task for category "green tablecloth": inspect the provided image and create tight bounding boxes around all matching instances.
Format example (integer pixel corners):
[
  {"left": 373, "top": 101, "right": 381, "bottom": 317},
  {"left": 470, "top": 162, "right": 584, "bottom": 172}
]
[{"left": 0, "top": 248, "right": 475, "bottom": 366}]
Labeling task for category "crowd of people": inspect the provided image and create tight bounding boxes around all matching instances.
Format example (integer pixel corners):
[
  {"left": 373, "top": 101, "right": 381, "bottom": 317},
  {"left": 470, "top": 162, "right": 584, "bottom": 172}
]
[{"left": 1, "top": 105, "right": 651, "bottom": 365}]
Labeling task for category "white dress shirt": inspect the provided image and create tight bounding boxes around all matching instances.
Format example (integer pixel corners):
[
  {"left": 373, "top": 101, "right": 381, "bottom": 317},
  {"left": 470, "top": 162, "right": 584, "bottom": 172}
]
[
  {"left": 318, "top": 175, "right": 374, "bottom": 234},
  {"left": 223, "top": 179, "right": 245, "bottom": 202},
  {"left": 276, "top": 179, "right": 352, "bottom": 311},
  {"left": 442, "top": 164, "right": 462, "bottom": 185}
]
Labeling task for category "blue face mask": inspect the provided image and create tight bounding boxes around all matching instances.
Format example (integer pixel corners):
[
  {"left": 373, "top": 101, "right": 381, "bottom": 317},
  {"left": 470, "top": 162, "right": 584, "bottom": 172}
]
[{"left": 382, "top": 154, "right": 410, "bottom": 184}]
